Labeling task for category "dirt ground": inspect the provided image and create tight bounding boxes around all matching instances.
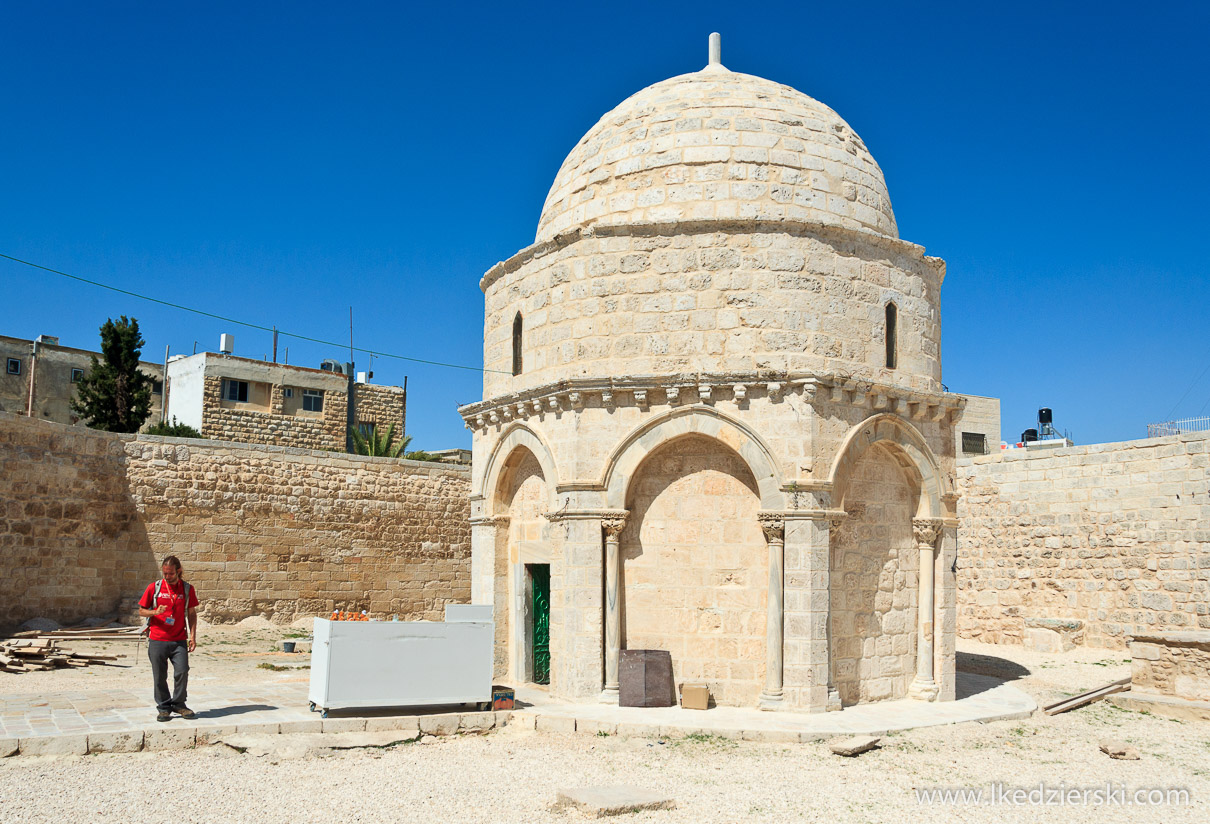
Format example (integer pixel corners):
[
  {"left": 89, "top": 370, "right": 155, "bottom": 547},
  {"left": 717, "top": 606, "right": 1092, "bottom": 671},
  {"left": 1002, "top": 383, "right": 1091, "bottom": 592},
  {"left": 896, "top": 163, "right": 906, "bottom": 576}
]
[
  {"left": 1, "top": 627, "right": 1207, "bottom": 823},
  {"left": 0, "top": 617, "right": 315, "bottom": 696}
]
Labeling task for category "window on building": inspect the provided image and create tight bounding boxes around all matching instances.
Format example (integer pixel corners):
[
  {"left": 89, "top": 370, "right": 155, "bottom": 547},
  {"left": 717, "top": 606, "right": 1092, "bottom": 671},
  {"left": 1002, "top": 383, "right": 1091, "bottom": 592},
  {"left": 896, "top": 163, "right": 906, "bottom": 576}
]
[
  {"left": 302, "top": 389, "right": 323, "bottom": 412},
  {"left": 222, "top": 379, "right": 249, "bottom": 403},
  {"left": 6, "top": 358, "right": 21, "bottom": 376},
  {"left": 152, "top": 380, "right": 163, "bottom": 395},
  {"left": 512, "top": 312, "right": 523, "bottom": 376},
  {"left": 70, "top": 368, "right": 84, "bottom": 383},
  {"left": 961, "top": 432, "right": 987, "bottom": 455},
  {"left": 283, "top": 387, "right": 294, "bottom": 398},
  {"left": 885, "top": 302, "right": 898, "bottom": 369},
  {"left": 357, "top": 421, "right": 375, "bottom": 438}
]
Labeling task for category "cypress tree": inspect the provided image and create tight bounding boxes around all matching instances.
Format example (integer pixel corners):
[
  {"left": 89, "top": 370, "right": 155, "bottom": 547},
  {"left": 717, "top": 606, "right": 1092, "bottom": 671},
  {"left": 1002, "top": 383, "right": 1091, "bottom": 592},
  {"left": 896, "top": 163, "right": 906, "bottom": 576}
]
[{"left": 71, "top": 316, "right": 154, "bottom": 432}]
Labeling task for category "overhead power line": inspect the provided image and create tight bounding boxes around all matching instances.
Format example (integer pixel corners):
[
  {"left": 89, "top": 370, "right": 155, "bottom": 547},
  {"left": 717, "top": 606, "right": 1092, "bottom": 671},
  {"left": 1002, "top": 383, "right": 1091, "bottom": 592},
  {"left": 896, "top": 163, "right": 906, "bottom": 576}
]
[{"left": 0, "top": 252, "right": 502, "bottom": 374}]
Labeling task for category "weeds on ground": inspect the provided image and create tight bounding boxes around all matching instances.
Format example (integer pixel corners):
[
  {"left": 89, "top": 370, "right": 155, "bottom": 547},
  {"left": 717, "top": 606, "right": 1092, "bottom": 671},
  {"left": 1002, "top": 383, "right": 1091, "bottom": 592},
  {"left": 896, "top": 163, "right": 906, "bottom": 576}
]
[
  {"left": 671, "top": 732, "right": 737, "bottom": 749},
  {"left": 256, "top": 662, "right": 308, "bottom": 672}
]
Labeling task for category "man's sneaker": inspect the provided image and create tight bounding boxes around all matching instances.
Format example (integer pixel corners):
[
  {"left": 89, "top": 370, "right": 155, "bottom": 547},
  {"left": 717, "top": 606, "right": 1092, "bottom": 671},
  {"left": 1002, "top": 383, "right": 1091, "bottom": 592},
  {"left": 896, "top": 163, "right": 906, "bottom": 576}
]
[
  {"left": 174, "top": 705, "right": 196, "bottom": 719},
  {"left": 157, "top": 711, "right": 172, "bottom": 722}
]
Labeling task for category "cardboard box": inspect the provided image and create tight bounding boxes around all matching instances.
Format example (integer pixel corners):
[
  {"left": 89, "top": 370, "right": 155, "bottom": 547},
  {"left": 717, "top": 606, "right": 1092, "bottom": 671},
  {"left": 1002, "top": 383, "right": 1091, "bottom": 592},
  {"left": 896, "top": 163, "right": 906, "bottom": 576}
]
[
  {"left": 492, "top": 685, "right": 515, "bottom": 711},
  {"left": 680, "top": 683, "right": 710, "bottom": 710}
]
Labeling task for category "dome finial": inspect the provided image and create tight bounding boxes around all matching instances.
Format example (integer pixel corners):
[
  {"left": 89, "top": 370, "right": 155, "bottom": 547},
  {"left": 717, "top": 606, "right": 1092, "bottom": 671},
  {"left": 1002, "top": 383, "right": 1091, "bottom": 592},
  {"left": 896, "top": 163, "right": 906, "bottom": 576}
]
[{"left": 708, "top": 32, "right": 722, "bottom": 66}]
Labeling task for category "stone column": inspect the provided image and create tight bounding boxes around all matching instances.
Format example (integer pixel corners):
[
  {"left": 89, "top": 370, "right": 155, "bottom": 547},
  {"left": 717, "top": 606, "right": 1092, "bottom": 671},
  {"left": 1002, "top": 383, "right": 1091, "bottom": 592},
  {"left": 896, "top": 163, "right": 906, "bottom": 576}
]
[
  {"left": 758, "top": 514, "right": 785, "bottom": 709},
  {"left": 600, "top": 513, "right": 628, "bottom": 703},
  {"left": 909, "top": 518, "right": 943, "bottom": 701}
]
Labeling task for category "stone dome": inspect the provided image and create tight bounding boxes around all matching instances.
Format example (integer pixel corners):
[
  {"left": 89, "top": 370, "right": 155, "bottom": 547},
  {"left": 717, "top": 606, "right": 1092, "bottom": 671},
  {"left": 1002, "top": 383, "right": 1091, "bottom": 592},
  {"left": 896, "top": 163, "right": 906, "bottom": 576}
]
[{"left": 536, "top": 62, "right": 898, "bottom": 244}]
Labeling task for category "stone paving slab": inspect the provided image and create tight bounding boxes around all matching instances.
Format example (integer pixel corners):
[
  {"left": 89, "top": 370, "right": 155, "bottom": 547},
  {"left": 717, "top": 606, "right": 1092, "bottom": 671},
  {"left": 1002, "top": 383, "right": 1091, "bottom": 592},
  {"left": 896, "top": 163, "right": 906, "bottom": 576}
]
[
  {"left": 513, "top": 672, "right": 1035, "bottom": 740},
  {"left": 0, "top": 672, "right": 1034, "bottom": 758}
]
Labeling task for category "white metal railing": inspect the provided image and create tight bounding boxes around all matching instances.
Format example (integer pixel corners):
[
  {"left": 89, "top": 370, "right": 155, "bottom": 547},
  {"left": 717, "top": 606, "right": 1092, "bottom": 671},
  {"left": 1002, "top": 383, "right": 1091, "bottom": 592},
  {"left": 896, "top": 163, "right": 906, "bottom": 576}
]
[{"left": 1148, "top": 416, "right": 1210, "bottom": 438}]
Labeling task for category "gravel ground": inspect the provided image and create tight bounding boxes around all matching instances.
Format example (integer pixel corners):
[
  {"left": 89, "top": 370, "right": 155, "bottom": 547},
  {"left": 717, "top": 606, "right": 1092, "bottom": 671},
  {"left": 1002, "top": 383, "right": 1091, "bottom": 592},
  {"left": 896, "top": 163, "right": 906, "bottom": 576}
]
[{"left": 1, "top": 635, "right": 1207, "bottom": 823}]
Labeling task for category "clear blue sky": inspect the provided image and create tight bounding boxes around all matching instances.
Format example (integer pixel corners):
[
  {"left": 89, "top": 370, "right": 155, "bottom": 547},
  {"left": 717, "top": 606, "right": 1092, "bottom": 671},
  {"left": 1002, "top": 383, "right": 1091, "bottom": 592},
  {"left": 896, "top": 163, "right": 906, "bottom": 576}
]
[{"left": 2, "top": 1, "right": 1207, "bottom": 449}]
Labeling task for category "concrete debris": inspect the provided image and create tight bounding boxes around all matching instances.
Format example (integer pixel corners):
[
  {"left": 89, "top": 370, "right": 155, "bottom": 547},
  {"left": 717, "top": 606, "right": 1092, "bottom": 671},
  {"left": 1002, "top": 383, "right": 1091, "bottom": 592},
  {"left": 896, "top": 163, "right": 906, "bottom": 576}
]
[
  {"left": 1099, "top": 739, "right": 1140, "bottom": 760},
  {"left": 830, "top": 735, "right": 881, "bottom": 757},
  {"left": 555, "top": 785, "right": 676, "bottom": 817}
]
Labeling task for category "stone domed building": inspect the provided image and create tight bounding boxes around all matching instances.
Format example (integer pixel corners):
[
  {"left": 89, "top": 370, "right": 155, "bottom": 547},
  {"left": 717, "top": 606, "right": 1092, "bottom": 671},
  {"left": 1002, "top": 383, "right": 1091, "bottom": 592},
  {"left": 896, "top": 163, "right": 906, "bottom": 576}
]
[{"left": 460, "top": 35, "right": 962, "bottom": 712}]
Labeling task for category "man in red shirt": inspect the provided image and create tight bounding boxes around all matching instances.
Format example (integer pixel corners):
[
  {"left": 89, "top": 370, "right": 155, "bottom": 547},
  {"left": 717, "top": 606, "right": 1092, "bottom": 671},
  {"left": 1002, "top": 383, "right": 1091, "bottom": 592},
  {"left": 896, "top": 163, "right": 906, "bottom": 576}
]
[{"left": 138, "top": 555, "right": 200, "bottom": 722}]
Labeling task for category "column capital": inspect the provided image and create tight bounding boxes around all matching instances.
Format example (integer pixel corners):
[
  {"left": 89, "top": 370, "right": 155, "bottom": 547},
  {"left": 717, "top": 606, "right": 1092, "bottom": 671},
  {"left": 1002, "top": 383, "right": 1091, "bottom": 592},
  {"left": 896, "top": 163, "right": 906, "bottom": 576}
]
[
  {"left": 757, "top": 512, "right": 784, "bottom": 543},
  {"left": 912, "top": 517, "right": 944, "bottom": 549},
  {"left": 602, "top": 512, "right": 629, "bottom": 538}
]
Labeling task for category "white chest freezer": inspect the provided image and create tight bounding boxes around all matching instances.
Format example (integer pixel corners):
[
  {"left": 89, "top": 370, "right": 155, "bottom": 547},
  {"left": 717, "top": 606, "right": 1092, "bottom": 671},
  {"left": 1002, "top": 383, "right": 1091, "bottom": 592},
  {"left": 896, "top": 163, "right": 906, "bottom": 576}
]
[{"left": 308, "top": 605, "right": 493, "bottom": 715}]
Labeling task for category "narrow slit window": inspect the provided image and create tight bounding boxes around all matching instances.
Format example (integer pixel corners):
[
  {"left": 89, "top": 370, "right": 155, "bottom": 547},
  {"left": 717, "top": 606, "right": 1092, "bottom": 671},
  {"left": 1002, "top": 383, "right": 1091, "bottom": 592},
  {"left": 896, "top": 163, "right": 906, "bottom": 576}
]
[
  {"left": 512, "top": 312, "right": 523, "bottom": 376},
  {"left": 885, "top": 302, "right": 898, "bottom": 369}
]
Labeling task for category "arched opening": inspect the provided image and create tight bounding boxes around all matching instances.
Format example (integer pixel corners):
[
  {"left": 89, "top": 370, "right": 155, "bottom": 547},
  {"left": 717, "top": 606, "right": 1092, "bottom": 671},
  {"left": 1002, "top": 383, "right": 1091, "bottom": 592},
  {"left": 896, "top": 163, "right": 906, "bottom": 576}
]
[
  {"left": 512, "top": 312, "right": 523, "bottom": 376},
  {"left": 885, "top": 301, "right": 898, "bottom": 369},
  {"left": 494, "top": 446, "right": 549, "bottom": 684},
  {"left": 620, "top": 434, "right": 766, "bottom": 707},
  {"left": 830, "top": 441, "right": 921, "bottom": 706}
]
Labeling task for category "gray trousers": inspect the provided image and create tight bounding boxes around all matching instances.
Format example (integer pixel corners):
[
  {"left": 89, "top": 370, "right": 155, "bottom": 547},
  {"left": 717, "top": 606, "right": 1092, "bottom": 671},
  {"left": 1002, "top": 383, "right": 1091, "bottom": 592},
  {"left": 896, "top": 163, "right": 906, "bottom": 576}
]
[{"left": 148, "top": 640, "right": 189, "bottom": 711}]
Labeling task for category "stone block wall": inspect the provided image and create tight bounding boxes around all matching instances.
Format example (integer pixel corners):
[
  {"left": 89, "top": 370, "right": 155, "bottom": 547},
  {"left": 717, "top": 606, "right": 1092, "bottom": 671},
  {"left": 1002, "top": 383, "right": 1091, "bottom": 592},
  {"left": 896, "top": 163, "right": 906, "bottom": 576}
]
[
  {"left": 957, "top": 432, "right": 1210, "bottom": 648},
  {"left": 0, "top": 412, "right": 471, "bottom": 630},
  {"left": 1129, "top": 632, "right": 1210, "bottom": 702},
  {"left": 0, "top": 413, "right": 152, "bottom": 629},
  {"left": 201, "top": 376, "right": 346, "bottom": 452},
  {"left": 353, "top": 383, "right": 406, "bottom": 439}
]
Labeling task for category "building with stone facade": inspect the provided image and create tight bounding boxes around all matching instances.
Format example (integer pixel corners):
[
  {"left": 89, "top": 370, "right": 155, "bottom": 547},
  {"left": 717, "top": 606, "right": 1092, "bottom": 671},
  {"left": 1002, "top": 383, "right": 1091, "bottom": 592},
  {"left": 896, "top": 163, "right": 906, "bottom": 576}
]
[
  {"left": 0, "top": 334, "right": 164, "bottom": 430},
  {"left": 165, "top": 352, "right": 405, "bottom": 452},
  {"left": 461, "top": 36, "right": 967, "bottom": 712}
]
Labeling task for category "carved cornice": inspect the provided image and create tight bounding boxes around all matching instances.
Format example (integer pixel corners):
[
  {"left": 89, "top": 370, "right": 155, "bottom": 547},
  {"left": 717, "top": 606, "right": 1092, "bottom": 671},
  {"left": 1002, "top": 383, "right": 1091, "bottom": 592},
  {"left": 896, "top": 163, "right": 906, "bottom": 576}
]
[
  {"left": 459, "top": 370, "right": 964, "bottom": 431},
  {"left": 469, "top": 515, "right": 511, "bottom": 527},
  {"left": 479, "top": 217, "right": 934, "bottom": 294},
  {"left": 543, "top": 508, "right": 629, "bottom": 524}
]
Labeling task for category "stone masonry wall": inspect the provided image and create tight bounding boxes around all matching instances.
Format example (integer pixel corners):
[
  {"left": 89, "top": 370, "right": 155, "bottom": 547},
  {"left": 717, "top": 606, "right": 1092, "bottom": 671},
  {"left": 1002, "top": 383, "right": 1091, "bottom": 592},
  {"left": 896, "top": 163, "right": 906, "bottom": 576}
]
[
  {"left": 353, "top": 383, "right": 406, "bottom": 440},
  {"left": 0, "top": 412, "right": 471, "bottom": 630},
  {"left": 201, "top": 376, "right": 346, "bottom": 452},
  {"left": 0, "top": 413, "right": 153, "bottom": 630},
  {"left": 957, "top": 432, "right": 1210, "bottom": 648}
]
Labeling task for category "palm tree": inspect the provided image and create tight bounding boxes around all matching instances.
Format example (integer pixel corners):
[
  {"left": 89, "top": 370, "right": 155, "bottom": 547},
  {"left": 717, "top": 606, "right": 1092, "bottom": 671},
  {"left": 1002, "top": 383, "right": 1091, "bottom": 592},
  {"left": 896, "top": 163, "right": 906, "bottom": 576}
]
[{"left": 349, "top": 422, "right": 411, "bottom": 458}]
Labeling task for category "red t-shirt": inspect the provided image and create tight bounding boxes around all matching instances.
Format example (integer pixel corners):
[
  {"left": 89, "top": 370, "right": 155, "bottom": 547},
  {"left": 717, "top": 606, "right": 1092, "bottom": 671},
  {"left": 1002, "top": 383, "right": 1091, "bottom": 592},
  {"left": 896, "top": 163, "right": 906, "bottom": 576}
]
[{"left": 139, "top": 579, "right": 200, "bottom": 642}]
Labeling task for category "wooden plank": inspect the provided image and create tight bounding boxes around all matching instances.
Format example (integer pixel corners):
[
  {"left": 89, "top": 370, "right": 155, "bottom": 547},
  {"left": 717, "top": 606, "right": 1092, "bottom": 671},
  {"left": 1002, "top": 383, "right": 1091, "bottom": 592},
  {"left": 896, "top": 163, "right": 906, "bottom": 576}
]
[{"left": 1043, "top": 678, "right": 1131, "bottom": 715}]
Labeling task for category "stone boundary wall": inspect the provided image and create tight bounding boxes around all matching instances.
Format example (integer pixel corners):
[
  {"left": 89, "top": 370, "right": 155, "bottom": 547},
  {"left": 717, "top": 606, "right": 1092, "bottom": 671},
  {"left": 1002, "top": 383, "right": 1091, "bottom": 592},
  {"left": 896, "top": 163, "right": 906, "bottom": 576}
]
[
  {"left": 957, "top": 432, "right": 1210, "bottom": 648},
  {"left": 0, "top": 412, "right": 470, "bottom": 630}
]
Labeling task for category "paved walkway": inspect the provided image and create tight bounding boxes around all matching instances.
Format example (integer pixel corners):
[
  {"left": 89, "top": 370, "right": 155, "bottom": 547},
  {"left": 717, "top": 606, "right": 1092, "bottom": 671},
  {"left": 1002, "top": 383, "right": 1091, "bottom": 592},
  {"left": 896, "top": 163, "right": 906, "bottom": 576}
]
[{"left": 0, "top": 672, "right": 1035, "bottom": 755}]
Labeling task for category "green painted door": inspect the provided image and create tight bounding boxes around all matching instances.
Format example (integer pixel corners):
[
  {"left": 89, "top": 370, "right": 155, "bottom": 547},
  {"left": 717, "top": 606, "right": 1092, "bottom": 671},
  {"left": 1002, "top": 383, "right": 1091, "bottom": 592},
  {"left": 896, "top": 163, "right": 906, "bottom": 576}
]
[{"left": 531, "top": 564, "right": 550, "bottom": 685}]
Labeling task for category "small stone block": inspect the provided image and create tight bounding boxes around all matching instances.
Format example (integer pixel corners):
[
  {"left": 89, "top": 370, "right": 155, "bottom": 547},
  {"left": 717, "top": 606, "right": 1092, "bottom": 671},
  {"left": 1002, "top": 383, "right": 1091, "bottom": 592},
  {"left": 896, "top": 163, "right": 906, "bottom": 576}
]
[
  {"left": 144, "top": 727, "right": 196, "bottom": 751},
  {"left": 535, "top": 715, "right": 576, "bottom": 734},
  {"left": 87, "top": 731, "right": 145, "bottom": 754},
  {"left": 458, "top": 711, "right": 496, "bottom": 731},
  {"left": 576, "top": 719, "right": 618, "bottom": 736},
  {"left": 418, "top": 713, "right": 460, "bottom": 736},
  {"left": 365, "top": 716, "right": 420, "bottom": 733},
  {"left": 741, "top": 728, "right": 801, "bottom": 744},
  {"left": 278, "top": 720, "right": 323, "bottom": 735},
  {"left": 556, "top": 785, "right": 676, "bottom": 817},
  {"left": 321, "top": 718, "right": 366, "bottom": 734},
  {"left": 830, "top": 735, "right": 880, "bottom": 756},
  {"left": 195, "top": 726, "right": 241, "bottom": 745},
  {"left": 19, "top": 735, "right": 88, "bottom": 757},
  {"left": 506, "top": 712, "right": 536, "bottom": 730},
  {"left": 0, "top": 738, "right": 19, "bottom": 758},
  {"left": 236, "top": 722, "right": 281, "bottom": 736},
  {"left": 1099, "top": 739, "right": 1140, "bottom": 760},
  {"left": 614, "top": 722, "right": 660, "bottom": 739}
]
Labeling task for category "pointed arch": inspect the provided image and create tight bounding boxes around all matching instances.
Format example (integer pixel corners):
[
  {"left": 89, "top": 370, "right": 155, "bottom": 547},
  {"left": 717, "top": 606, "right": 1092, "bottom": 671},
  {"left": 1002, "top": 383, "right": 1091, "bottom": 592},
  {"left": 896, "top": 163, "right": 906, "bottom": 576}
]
[
  {"left": 480, "top": 424, "right": 560, "bottom": 515},
  {"left": 601, "top": 405, "right": 784, "bottom": 509},
  {"left": 828, "top": 413, "right": 946, "bottom": 520}
]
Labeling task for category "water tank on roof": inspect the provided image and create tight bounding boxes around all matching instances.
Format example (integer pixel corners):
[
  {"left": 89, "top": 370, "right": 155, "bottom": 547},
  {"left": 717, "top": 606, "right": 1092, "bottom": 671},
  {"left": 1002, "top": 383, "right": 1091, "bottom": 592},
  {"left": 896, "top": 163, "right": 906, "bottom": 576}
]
[
  {"left": 320, "top": 359, "right": 344, "bottom": 374},
  {"left": 219, "top": 334, "right": 234, "bottom": 354},
  {"left": 1038, "top": 408, "right": 1053, "bottom": 425},
  {"left": 1022, "top": 429, "right": 1038, "bottom": 443}
]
